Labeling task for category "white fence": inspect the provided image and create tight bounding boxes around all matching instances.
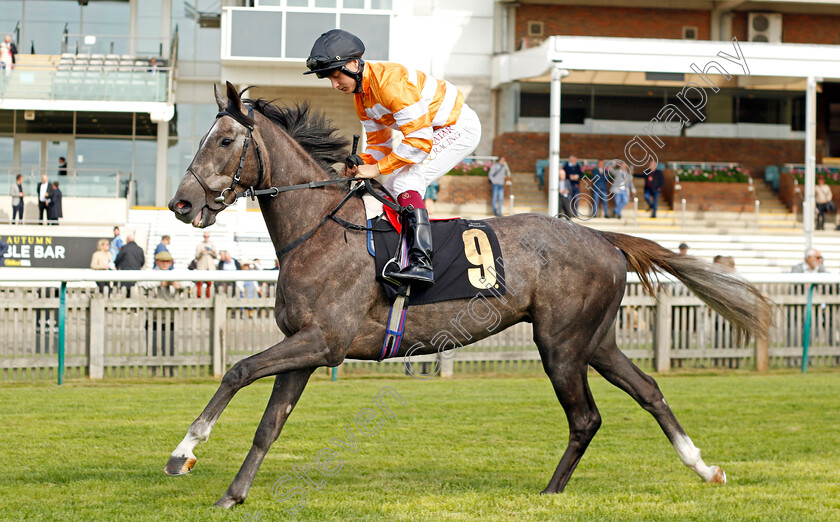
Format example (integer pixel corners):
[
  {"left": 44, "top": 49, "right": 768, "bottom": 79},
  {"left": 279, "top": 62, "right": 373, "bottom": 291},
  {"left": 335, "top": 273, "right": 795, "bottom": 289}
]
[{"left": 0, "top": 270, "right": 838, "bottom": 380}]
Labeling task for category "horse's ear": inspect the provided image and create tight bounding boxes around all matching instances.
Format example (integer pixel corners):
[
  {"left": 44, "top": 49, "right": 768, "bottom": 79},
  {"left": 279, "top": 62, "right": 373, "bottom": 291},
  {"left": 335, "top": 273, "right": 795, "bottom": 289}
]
[
  {"left": 225, "top": 81, "right": 246, "bottom": 114},
  {"left": 214, "top": 84, "right": 226, "bottom": 111}
]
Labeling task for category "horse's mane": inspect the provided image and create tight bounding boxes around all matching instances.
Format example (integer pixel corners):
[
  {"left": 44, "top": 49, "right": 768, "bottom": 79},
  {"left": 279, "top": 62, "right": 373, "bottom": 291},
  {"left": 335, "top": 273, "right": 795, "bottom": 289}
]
[{"left": 245, "top": 98, "right": 350, "bottom": 178}]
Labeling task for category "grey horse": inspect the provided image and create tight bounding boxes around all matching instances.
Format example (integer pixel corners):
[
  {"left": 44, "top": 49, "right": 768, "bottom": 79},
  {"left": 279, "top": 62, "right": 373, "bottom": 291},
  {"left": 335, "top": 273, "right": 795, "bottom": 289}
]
[{"left": 166, "top": 82, "right": 770, "bottom": 508}]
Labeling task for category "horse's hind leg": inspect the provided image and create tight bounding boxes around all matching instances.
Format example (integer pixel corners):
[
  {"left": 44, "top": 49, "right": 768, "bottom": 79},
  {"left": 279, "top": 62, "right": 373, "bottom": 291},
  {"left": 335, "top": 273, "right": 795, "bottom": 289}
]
[
  {"left": 215, "top": 368, "right": 314, "bottom": 509},
  {"left": 589, "top": 337, "right": 726, "bottom": 484},
  {"left": 539, "top": 351, "right": 602, "bottom": 494}
]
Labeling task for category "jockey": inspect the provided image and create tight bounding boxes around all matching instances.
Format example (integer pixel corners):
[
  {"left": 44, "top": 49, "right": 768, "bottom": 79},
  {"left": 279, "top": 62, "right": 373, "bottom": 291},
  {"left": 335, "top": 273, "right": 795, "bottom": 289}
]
[{"left": 304, "top": 29, "right": 481, "bottom": 287}]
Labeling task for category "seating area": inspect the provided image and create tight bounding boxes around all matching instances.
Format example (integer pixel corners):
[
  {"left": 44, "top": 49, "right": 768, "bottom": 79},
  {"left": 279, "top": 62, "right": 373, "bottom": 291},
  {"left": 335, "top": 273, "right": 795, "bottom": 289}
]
[
  {"left": 57, "top": 53, "right": 167, "bottom": 72},
  {"left": 53, "top": 53, "right": 167, "bottom": 101}
]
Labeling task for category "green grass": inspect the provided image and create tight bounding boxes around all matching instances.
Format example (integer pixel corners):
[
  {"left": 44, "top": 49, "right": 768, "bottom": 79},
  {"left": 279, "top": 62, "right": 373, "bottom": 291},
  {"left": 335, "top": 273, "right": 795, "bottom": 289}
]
[{"left": 1, "top": 371, "right": 839, "bottom": 521}]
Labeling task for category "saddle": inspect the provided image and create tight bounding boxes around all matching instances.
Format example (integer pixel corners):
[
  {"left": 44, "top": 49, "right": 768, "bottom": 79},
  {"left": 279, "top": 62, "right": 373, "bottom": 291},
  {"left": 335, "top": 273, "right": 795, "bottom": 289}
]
[{"left": 359, "top": 182, "right": 506, "bottom": 360}]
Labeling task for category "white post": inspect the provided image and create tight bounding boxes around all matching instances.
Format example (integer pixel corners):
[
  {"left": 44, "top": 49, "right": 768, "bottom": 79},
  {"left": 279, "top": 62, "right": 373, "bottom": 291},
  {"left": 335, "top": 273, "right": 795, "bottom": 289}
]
[
  {"left": 155, "top": 121, "right": 169, "bottom": 207},
  {"left": 509, "top": 193, "right": 515, "bottom": 216},
  {"left": 88, "top": 297, "right": 105, "bottom": 379},
  {"left": 754, "top": 199, "right": 760, "bottom": 229},
  {"left": 681, "top": 198, "right": 687, "bottom": 229},
  {"left": 548, "top": 66, "right": 568, "bottom": 217},
  {"left": 804, "top": 76, "right": 817, "bottom": 251}
]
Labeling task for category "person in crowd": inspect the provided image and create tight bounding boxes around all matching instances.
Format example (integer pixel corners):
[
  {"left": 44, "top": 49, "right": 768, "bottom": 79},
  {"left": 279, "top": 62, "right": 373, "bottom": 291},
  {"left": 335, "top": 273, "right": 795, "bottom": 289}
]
[
  {"left": 46, "top": 181, "right": 62, "bottom": 225},
  {"left": 563, "top": 155, "right": 583, "bottom": 210},
  {"left": 58, "top": 157, "right": 68, "bottom": 177},
  {"left": 114, "top": 233, "right": 145, "bottom": 296},
  {"left": 609, "top": 165, "right": 634, "bottom": 219},
  {"left": 305, "top": 28, "right": 481, "bottom": 287},
  {"left": 0, "top": 41, "right": 11, "bottom": 74},
  {"left": 4, "top": 35, "right": 16, "bottom": 65},
  {"left": 10, "top": 174, "right": 24, "bottom": 224},
  {"left": 240, "top": 263, "right": 261, "bottom": 298},
  {"left": 637, "top": 160, "right": 664, "bottom": 218},
  {"left": 815, "top": 176, "right": 835, "bottom": 231},
  {"left": 109, "top": 226, "right": 125, "bottom": 262},
  {"left": 152, "top": 251, "right": 184, "bottom": 293},
  {"left": 251, "top": 258, "right": 263, "bottom": 271},
  {"left": 488, "top": 156, "right": 511, "bottom": 217},
  {"left": 90, "top": 238, "right": 114, "bottom": 293},
  {"left": 423, "top": 180, "right": 439, "bottom": 214},
  {"left": 713, "top": 255, "right": 736, "bottom": 271},
  {"left": 36, "top": 174, "right": 52, "bottom": 224},
  {"left": 194, "top": 231, "right": 218, "bottom": 298},
  {"left": 791, "top": 248, "right": 827, "bottom": 273},
  {"left": 590, "top": 159, "right": 610, "bottom": 218},
  {"left": 217, "top": 250, "right": 241, "bottom": 296},
  {"left": 557, "top": 169, "right": 574, "bottom": 219},
  {"left": 679, "top": 243, "right": 689, "bottom": 256},
  {"left": 154, "top": 235, "right": 173, "bottom": 269}
]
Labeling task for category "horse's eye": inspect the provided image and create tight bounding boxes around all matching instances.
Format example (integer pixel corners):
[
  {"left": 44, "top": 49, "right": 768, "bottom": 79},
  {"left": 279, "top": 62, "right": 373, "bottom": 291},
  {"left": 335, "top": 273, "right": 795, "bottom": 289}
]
[{"left": 220, "top": 138, "right": 233, "bottom": 147}]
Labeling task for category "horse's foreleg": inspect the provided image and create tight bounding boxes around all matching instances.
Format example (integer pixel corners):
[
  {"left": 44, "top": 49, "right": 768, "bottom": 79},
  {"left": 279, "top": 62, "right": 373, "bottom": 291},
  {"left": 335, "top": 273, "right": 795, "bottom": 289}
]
[
  {"left": 589, "top": 339, "right": 726, "bottom": 484},
  {"left": 165, "top": 326, "right": 334, "bottom": 476},
  {"left": 215, "top": 368, "right": 314, "bottom": 509}
]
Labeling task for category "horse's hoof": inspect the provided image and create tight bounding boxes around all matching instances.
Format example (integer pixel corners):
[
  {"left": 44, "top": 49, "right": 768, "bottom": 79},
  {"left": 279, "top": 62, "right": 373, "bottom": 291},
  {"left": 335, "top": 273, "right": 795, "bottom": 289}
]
[
  {"left": 213, "top": 496, "right": 242, "bottom": 509},
  {"left": 164, "top": 455, "right": 196, "bottom": 476},
  {"left": 708, "top": 466, "right": 727, "bottom": 484}
]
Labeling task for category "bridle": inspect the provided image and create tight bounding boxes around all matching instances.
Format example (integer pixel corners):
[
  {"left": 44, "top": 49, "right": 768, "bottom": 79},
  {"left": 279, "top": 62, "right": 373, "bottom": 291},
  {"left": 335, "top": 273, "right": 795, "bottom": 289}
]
[
  {"left": 189, "top": 106, "right": 400, "bottom": 258},
  {"left": 190, "top": 105, "right": 265, "bottom": 210}
]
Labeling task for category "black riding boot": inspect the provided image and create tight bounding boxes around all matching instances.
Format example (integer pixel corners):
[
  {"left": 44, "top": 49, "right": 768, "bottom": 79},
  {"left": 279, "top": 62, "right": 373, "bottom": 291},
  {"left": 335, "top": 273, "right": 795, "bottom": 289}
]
[{"left": 384, "top": 207, "right": 435, "bottom": 286}]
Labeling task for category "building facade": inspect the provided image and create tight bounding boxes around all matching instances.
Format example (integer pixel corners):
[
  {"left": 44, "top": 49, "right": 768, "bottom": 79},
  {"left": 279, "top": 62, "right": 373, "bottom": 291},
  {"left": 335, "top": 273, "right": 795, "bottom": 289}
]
[{"left": 1, "top": 0, "right": 839, "bottom": 212}]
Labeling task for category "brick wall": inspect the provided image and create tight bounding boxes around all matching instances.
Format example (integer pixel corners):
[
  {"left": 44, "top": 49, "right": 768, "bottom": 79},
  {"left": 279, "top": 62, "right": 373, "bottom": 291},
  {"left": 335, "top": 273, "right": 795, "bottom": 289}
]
[
  {"left": 517, "top": 5, "right": 840, "bottom": 45},
  {"left": 438, "top": 176, "right": 492, "bottom": 205},
  {"left": 516, "top": 5, "right": 710, "bottom": 41},
  {"left": 731, "top": 12, "right": 840, "bottom": 45},
  {"left": 493, "top": 132, "right": 822, "bottom": 180}
]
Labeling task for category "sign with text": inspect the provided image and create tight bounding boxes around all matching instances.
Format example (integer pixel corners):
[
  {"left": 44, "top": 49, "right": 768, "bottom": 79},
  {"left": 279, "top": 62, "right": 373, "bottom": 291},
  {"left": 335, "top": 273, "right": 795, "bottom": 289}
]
[{"left": 0, "top": 235, "right": 101, "bottom": 268}]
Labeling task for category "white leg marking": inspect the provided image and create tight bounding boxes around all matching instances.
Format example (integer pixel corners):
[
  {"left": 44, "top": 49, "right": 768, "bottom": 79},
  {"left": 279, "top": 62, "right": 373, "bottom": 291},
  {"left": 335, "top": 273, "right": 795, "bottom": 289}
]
[
  {"left": 673, "top": 433, "right": 718, "bottom": 482},
  {"left": 171, "top": 422, "right": 211, "bottom": 459}
]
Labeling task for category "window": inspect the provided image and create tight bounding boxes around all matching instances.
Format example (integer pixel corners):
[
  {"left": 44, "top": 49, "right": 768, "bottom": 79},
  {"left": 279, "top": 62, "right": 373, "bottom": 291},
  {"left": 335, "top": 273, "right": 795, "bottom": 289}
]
[
  {"left": 683, "top": 26, "right": 698, "bottom": 40},
  {"left": 527, "top": 21, "right": 543, "bottom": 37},
  {"left": 229, "top": 3, "right": 392, "bottom": 60}
]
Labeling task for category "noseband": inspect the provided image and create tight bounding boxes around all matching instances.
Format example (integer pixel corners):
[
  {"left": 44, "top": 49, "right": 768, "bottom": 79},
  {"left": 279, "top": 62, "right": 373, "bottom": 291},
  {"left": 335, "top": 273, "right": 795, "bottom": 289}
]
[{"left": 191, "top": 105, "right": 265, "bottom": 210}]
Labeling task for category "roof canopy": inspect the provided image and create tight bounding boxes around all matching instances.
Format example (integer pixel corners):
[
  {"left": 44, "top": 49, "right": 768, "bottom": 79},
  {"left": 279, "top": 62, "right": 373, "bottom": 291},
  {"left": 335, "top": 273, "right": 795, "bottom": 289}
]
[{"left": 492, "top": 36, "right": 840, "bottom": 88}]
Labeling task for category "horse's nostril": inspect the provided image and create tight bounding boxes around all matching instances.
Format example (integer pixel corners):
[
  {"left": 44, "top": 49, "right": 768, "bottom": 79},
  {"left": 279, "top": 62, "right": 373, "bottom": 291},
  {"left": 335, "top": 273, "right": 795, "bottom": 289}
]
[{"left": 175, "top": 201, "right": 191, "bottom": 214}]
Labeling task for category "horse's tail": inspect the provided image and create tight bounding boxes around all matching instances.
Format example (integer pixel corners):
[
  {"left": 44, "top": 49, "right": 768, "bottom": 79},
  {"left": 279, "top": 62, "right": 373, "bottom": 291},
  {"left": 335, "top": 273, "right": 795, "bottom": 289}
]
[{"left": 598, "top": 230, "right": 771, "bottom": 344}]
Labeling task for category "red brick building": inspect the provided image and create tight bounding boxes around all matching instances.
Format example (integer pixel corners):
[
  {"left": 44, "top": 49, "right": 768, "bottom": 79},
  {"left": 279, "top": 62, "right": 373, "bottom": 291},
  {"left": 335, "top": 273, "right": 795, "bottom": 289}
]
[{"left": 492, "top": 0, "right": 840, "bottom": 179}]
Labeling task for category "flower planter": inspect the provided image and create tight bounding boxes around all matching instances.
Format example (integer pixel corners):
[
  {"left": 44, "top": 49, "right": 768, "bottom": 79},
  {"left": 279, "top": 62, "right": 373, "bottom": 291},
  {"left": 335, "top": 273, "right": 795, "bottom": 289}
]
[{"left": 663, "top": 171, "right": 753, "bottom": 212}]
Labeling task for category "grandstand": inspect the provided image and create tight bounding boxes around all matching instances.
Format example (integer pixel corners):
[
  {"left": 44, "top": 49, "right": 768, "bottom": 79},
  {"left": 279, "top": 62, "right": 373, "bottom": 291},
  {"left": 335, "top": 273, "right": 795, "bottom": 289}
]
[{"left": 1, "top": 0, "right": 839, "bottom": 276}]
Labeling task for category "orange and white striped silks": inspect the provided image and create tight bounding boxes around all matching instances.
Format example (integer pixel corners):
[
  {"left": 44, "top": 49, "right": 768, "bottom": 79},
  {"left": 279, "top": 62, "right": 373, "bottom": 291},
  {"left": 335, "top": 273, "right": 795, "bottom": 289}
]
[{"left": 354, "top": 61, "right": 465, "bottom": 175}]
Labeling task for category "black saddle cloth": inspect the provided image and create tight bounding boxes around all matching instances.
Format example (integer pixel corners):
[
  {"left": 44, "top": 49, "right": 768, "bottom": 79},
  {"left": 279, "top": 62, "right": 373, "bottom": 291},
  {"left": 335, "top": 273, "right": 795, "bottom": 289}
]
[{"left": 372, "top": 217, "right": 506, "bottom": 306}]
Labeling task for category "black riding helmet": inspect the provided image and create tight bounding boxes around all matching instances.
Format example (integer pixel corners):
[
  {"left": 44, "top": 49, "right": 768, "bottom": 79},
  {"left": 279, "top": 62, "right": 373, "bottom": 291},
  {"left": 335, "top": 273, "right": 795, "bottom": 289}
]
[{"left": 304, "top": 29, "right": 365, "bottom": 93}]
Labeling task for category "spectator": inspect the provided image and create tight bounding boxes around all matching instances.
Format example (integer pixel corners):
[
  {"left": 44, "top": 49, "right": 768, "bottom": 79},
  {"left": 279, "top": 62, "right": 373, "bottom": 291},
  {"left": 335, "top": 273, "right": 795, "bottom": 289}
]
[
  {"left": 424, "top": 180, "right": 439, "bottom": 214},
  {"left": 10, "top": 174, "right": 24, "bottom": 224},
  {"left": 154, "top": 235, "right": 172, "bottom": 269},
  {"left": 637, "top": 160, "right": 664, "bottom": 218},
  {"left": 217, "top": 250, "right": 241, "bottom": 296},
  {"left": 791, "top": 248, "right": 827, "bottom": 273},
  {"left": 251, "top": 258, "right": 263, "bottom": 271},
  {"left": 609, "top": 165, "right": 634, "bottom": 219},
  {"left": 815, "top": 176, "right": 834, "bottom": 231},
  {"left": 679, "top": 243, "right": 689, "bottom": 255},
  {"left": 4, "top": 35, "right": 16, "bottom": 65},
  {"left": 714, "top": 255, "right": 736, "bottom": 270},
  {"left": 557, "top": 169, "right": 573, "bottom": 219},
  {"left": 36, "top": 174, "right": 52, "bottom": 224},
  {"left": 240, "top": 263, "right": 261, "bottom": 298},
  {"left": 58, "top": 157, "right": 68, "bottom": 177},
  {"left": 590, "top": 159, "right": 610, "bottom": 218},
  {"left": 194, "top": 231, "right": 218, "bottom": 298},
  {"left": 0, "top": 41, "right": 11, "bottom": 74},
  {"left": 114, "top": 233, "right": 145, "bottom": 296},
  {"left": 152, "top": 251, "right": 185, "bottom": 294},
  {"left": 90, "top": 238, "right": 113, "bottom": 293},
  {"left": 563, "top": 155, "right": 583, "bottom": 209},
  {"left": 488, "top": 156, "right": 511, "bottom": 217},
  {"left": 46, "top": 181, "right": 62, "bottom": 225},
  {"left": 109, "top": 226, "right": 125, "bottom": 262}
]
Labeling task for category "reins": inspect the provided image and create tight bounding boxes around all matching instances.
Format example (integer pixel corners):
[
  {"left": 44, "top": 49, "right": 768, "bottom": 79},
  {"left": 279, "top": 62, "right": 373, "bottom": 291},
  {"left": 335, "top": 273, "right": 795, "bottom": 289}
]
[{"left": 193, "top": 106, "right": 400, "bottom": 258}]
